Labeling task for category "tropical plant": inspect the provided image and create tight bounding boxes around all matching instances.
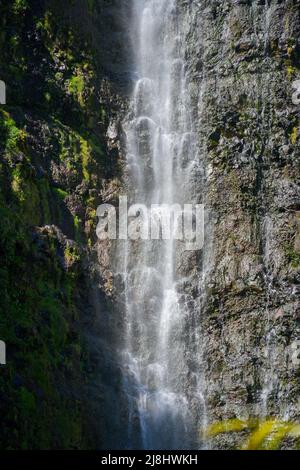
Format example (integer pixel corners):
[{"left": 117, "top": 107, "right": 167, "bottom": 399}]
[{"left": 205, "top": 418, "right": 300, "bottom": 450}]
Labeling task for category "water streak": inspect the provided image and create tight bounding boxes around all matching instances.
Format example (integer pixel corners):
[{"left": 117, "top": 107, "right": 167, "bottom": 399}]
[{"left": 116, "top": 0, "right": 205, "bottom": 450}]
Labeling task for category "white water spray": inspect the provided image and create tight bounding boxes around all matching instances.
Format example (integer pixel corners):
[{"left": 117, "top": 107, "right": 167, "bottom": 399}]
[{"left": 115, "top": 0, "right": 205, "bottom": 450}]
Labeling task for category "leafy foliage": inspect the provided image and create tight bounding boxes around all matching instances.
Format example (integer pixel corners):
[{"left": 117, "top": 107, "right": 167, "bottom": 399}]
[{"left": 205, "top": 419, "right": 300, "bottom": 450}]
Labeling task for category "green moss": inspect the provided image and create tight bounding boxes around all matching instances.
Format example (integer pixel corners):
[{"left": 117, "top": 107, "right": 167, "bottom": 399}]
[
  {"left": 286, "top": 247, "right": 300, "bottom": 268},
  {"left": 80, "top": 137, "right": 91, "bottom": 181},
  {"left": 208, "top": 129, "right": 221, "bottom": 149},
  {"left": 68, "top": 73, "right": 85, "bottom": 107},
  {"left": 11, "top": 166, "right": 41, "bottom": 226},
  {"left": 0, "top": 200, "right": 86, "bottom": 448},
  {"left": 36, "top": 11, "right": 53, "bottom": 38},
  {"left": 64, "top": 242, "right": 80, "bottom": 265},
  {"left": 73, "top": 215, "right": 82, "bottom": 243},
  {"left": 54, "top": 121, "right": 102, "bottom": 188},
  {"left": 12, "top": 0, "right": 28, "bottom": 15},
  {"left": 53, "top": 187, "right": 68, "bottom": 201},
  {"left": 0, "top": 110, "right": 27, "bottom": 153},
  {"left": 290, "top": 126, "right": 298, "bottom": 145},
  {"left": 37, "top": 179, "right": 51, "bottom": 224},
  {"left": 0, "top": 0, "right": 114, "bottom": 449},
  {"left": 18, "top": 387, "right": 36, "bottom": 414},
  {"left": 45, "top": 91, "right": 51, "bottom": 103},
  {"left": 87, "top": 0, "right": 95, "bottom": 13}
]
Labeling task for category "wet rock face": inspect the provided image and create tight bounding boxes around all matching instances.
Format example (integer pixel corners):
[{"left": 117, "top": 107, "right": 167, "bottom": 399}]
[{"left": 182, "top": 0, "right": 300, "bottom": 446}]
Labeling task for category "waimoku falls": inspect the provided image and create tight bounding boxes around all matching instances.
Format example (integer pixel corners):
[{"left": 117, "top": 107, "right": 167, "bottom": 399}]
[
  {"left": 0, "top": 0, "right": 300, "bottom": 453},
  {"left": 115, "top": 0, "right": 205, "bottom": 450}
]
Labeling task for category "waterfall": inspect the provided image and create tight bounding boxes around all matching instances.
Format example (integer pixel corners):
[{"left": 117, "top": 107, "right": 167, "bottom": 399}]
[{"left": 115, "top": 0, "right": 206, "bottom": 450}]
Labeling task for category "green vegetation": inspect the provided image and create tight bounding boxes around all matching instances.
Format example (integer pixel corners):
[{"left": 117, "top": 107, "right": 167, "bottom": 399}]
[
  {"left": 286, "top": 247, "right": 300, "bottom": 268},
  {"left": 0, "top": 199, "right": 85, "bottom": 448},
  {"left": 0, "top": 110, "right": 26, "bottom": 154},
  {"left": 68, "top": 73, "right": 85, "bottom": 107},
  {"left": 12, "top": 0, "right": 28, "bottom": 15},
  {"left": 53, "top": 187, "right": 68, "bottom": 201},
  {"left": 0, "top": 0, "right": 115, "bottom": 449},
  {"left": 205, "top": 419, "right": 300, "bottom": 450}
]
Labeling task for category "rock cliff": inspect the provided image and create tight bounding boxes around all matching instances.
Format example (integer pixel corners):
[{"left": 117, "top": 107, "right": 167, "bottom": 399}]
[{"left": 184, "top": 0, "right": 300, "bottom": 448}]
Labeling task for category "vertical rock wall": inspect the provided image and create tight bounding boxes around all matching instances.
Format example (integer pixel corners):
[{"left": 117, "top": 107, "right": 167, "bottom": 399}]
[
  {"left": 1, "top": 0, "right": 299, "bottom": 450},
  {"left": 184, "top": 0, "right": 300, "bottom": 448}
]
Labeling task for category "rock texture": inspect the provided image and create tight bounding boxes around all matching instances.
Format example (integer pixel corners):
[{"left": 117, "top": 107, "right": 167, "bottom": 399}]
[
  {"left": 0, "top": 0, "right": 129, "bottom": 449},
  {"left": 183, "top": 0, "right": 300, "bottom": 448}
]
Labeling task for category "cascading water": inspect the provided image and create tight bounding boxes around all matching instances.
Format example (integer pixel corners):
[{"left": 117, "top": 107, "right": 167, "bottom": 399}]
[{"left": 115, "top": 0, "right": 206, "bottom": 450}]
